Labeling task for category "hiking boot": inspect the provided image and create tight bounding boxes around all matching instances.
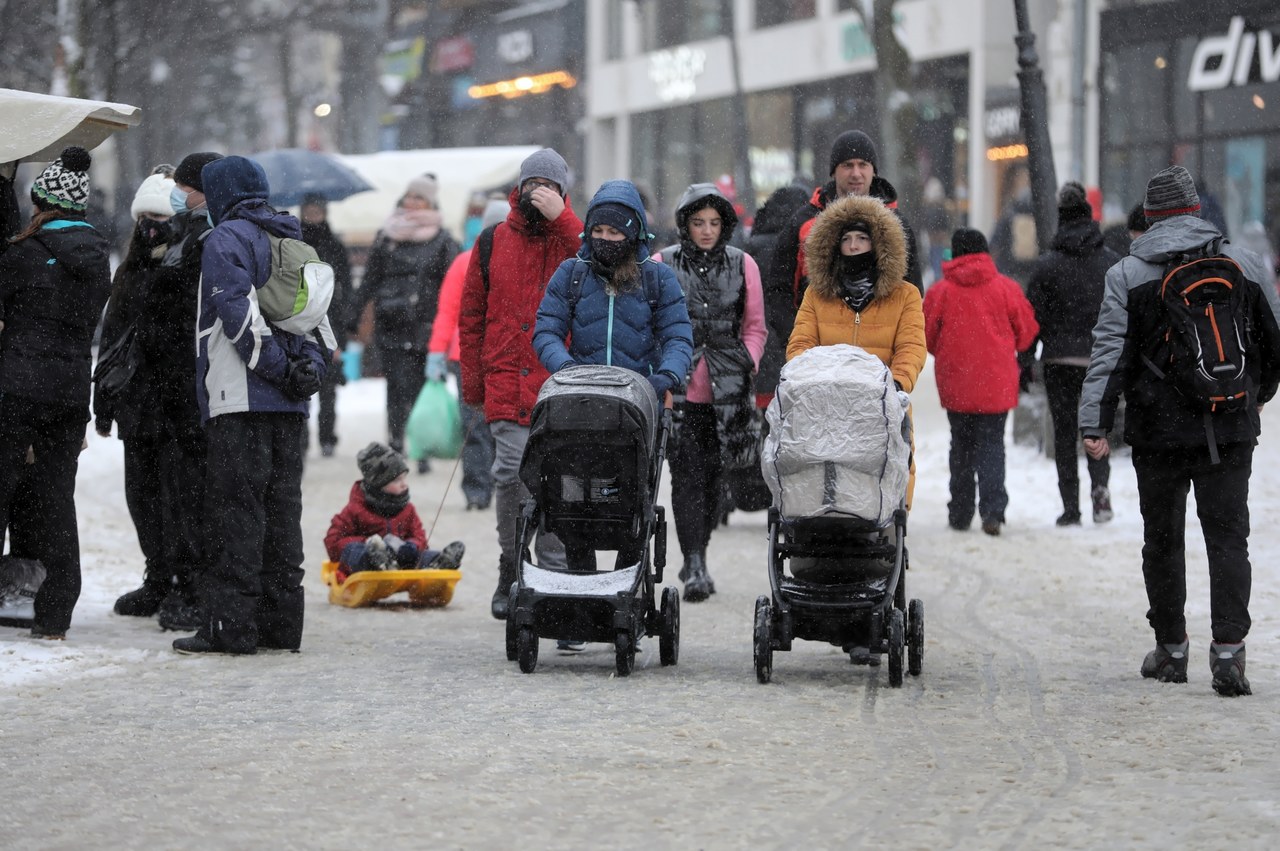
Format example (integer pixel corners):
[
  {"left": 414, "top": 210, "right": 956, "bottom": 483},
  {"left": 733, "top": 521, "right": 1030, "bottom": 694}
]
[
  {"left": 417, "top": 458, "right": 431, "bottom": 474},
  {"left": 981, "top": 519, "right": 1002, "bottom": 536},
  {"left": 680, "top": 552, "right": 714, "bottom": 602},
  {"left": 426, "top": 541, "right": 466, "bottom": 571},
  {"left": 1056, "top": 511, "right": 1082, "bottom": 527},
  {"left": 1092, "top": 486, "right": 1113, "bottom": 524},
  {"left": 1141, "top": 637, "right": 1189, "bottom": 683},
  {"left": 29, "top": 626, "right": 66, "bottom": 640},
  {"left": 491, "top": 556, "right": 518, "bottom": 620},
  {"left": 320, "top": 442, "right": 336, "bottom": 458},
  {"left": 113, "top": 581, "right": 168, "bottom": 617},
  {"left": 157, "top": 591, "right": 204, "bottom": 632},
  {"left": 172, "top": 633, "right": 256, "bottom": 656},
  {"left": 1209, "top": 642, "right": 1251, "bottom": 697}
]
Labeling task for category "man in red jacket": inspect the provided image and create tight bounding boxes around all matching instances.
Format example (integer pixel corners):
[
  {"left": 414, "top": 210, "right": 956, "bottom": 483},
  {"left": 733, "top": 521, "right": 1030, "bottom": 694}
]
[
  {"left": 459, "top": 148, "right": 582, "bottom": 618},
  {"left": 923, "top": 227, "right": 1039, "bottom": 536}
]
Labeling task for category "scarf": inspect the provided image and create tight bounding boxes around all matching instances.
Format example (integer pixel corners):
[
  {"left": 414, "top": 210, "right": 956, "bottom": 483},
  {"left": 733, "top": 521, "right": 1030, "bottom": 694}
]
[
  {"left": 362, "top": 482, "right": 410, "bottom": 518},
  {"left": 381, "top": 207, "right": 442, "bottom": 243},
  {"left": 836, "top": 252, "right": 878, "bottom": 314}
]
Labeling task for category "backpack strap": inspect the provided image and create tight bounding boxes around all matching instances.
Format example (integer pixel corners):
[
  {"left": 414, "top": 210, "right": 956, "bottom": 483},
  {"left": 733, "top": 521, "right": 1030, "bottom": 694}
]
[
  {"left": 477, "top": 223, "right": 498, "bottom": 292},
  {"left": 566, "top": 259, "right": 590, "bottom": 325}
]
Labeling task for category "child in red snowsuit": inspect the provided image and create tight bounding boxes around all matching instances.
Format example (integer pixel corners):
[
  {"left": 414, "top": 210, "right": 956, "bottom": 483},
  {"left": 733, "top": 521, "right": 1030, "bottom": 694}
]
[{"left": 325, "top": 443, "right": 464, "bottom": 582}]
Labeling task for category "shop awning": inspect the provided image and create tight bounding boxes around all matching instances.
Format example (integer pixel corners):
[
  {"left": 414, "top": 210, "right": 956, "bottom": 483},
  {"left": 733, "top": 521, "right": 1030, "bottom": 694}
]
[{"left": 0, "top": 88, "right": 141, "bottom": 165}]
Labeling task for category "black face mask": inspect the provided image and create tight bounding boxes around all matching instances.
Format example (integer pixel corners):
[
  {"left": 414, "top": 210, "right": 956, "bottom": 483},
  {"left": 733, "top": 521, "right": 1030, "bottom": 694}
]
[
  {"left": 590, "top": 237, "right": 631, "bottom": 268},
  {"left": 139, "top": 219, "right": 171, "bottom": 248},
  {"left": 837, "top": 251, "right": 877, "bottom": 281},
  {"left": 517, "top": 192, "right": 543, "bottom": 222},
  {"left": 362, "top": 483, "right": 410, "bottom": 518}
]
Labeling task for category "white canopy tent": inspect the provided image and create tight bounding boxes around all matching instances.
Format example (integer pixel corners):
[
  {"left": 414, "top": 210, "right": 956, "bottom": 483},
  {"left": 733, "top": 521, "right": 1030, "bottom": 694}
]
[
  {"left": 0, "top": 88, "right": 141, "bottom": 167},
  {"left": 328, "top": 146, "right": 541, "bottom": 246}
]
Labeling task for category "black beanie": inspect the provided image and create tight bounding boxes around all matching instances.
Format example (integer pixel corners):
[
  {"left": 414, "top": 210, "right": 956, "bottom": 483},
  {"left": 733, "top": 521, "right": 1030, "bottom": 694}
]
[
  {"left": 174, "top": 152, "right": 223, "bottom": 192},
  {"left": 829, "top": 130, "right": 878, "bottom": 176},
  {"left": 1126, "top": 202, "right": 1149, "bottom": 234},
  {"left": 1056, "top": 181, "right": 1091, "bottom": 222},
  {"left": 951, "top": 227, "right": 989, "bottom": 258},
  {"left": 357, "top": 442, "right": 408, "bottom": 490}
]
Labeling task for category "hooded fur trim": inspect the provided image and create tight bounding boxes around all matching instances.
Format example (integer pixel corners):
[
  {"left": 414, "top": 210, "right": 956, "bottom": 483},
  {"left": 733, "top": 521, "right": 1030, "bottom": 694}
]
[{"left": 804, "top": 194, "right": 907, "bottom": 302}]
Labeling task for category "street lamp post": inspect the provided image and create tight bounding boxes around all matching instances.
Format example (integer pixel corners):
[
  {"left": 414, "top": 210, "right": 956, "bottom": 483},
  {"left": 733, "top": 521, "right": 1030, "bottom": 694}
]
[{"left": 1013, "top": 0, "right": 1059, "bottom": 252}]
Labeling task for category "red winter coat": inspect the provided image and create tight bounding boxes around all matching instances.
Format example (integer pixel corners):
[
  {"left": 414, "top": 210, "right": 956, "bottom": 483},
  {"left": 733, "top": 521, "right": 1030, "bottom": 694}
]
[
  {"left": 427, "top": 248, "right": 468, "bottom": 361},
  {"left": 324, "top": 481, "right": 428, "bottom": 561},
  {"left": 459, "top": 188, "right": 583, "bottom": 425},
  {"left": 923, "top": 252, "right": 1039, "bottom": 414}
]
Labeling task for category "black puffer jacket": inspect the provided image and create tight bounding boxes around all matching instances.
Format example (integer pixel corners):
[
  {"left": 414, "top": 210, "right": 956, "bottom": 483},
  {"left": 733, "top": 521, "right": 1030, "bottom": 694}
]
[
  {"left": 359, "top": 232, "right": 458, "bottom": 350},
  {"left": 1027, "top": 218, "right": 1121, "bottom": 361},
  {"left": 745, "top": 185, "right": 808, "bottom": 394},
  {"left": 301, "top": 219, "right": 353, "bottom": 349},
  {"left": 0, "top": 218, "right": 111, "bottom": 408}
]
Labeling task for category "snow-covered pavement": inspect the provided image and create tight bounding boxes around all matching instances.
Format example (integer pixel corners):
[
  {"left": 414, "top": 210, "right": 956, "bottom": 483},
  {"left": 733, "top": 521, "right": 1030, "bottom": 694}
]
[{"left": 3, "top": 367, "right": 1279, "bottom": 849}]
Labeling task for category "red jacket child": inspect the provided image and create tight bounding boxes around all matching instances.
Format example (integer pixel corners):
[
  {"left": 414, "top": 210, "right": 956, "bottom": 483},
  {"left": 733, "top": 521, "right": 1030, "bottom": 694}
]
[{"left": 325, "top": 443, "right": 430, "bottom": 582}]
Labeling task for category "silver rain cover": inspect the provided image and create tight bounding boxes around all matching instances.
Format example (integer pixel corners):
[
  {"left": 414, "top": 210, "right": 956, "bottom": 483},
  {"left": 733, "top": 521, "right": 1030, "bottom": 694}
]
[{"left": 762, "top": 344, "right": 910, "bottom": 526}]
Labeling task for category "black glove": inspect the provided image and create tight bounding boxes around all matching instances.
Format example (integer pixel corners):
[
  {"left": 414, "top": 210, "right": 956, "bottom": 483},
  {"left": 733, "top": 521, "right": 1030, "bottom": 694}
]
[
  {"left": 283, "top": 358, "right": 322, "bottom": 401},
  {"left": 1019, "top": 363, "right": 1035, "bottom": 393},
  {"left": 397, "top": 542, "right": 419, "bottom": 567}
]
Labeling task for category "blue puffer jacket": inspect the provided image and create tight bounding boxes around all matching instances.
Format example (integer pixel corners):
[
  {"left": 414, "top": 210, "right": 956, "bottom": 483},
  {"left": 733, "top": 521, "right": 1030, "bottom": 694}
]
[
  {"left": 195, "top": 156, "right": 327, "bottom": 422},
  {"left": 533, "top": 180, "right": 693, "bottom": 382}
]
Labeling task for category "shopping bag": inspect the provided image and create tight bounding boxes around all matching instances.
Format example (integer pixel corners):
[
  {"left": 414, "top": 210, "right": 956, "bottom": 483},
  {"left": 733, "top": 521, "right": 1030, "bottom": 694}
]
[{"left": 406, "top": 380, "right": 462, "bottom": 460}]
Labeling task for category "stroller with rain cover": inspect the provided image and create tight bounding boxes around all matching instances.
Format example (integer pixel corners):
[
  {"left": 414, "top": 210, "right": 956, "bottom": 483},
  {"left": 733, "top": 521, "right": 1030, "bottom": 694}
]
[
  {"left": 754, "top": 344, "right": 924, "bottom": 687},
  {"left": 504, "top": 365, "right": 680, "bottom": 676}
]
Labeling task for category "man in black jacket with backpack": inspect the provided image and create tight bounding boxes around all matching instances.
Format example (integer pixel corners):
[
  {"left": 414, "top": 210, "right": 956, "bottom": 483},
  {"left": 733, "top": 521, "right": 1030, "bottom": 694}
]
[{"left": 1079, "top": 165, "right": 1280, "bottom": 697}]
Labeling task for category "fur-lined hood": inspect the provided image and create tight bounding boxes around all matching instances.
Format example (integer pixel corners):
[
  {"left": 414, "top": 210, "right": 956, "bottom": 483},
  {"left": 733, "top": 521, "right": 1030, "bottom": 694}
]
[{"left": 804, "top": 194, "right": 908, "bottom": 301}]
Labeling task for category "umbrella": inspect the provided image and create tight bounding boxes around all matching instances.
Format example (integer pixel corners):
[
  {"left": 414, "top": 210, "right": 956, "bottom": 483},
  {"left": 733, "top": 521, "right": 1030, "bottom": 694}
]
[
  {"left": 0, "top": 88, "right": 141, "bottom": 165},
  {"left": 250, "top": 148, "right": 375, "bottom": 208}
]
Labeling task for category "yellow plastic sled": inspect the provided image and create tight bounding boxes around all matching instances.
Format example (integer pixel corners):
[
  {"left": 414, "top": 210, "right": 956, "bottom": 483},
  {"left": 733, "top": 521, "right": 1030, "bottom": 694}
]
[{"left": 321, "top": 560, "right": 462, "bottom": 608}]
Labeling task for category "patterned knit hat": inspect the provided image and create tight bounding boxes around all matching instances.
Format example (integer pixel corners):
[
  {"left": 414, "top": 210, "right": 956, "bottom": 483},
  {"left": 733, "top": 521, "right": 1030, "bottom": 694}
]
[
  {"left": 31, "top": 146, "right": 92, "bottom": 213},
  {"left": 1144, "top": 165, "right": 1200, "bottom": 221},
  {"left": 357, "top": 442, "right": 409, "bottom": 490}
]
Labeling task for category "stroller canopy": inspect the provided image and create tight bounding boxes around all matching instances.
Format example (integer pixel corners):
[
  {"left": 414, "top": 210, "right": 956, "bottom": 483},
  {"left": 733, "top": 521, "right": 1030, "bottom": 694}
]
[{"left": 762, "top": 345, "right": 910, "bottom": 527}]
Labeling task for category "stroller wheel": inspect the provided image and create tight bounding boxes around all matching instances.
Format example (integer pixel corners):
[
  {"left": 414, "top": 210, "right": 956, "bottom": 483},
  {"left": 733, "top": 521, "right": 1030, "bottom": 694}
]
[
  {"left": 887, "top": 608, "right": 905, "bottom": 687},
  {"left": 615, "top": 631, "right": 636, "bottom": 677},
  {"left": 517, "top": 627, "right": 539, "bottom": 674},
  {"left": 753, "top": 596, "right": 773, "bottom": 684},
  {"left": 908, "top": 598, "right": 924, "bottom": 676},
  {"left": 659, "top": 586, "right": 680, "bottom": 667}
]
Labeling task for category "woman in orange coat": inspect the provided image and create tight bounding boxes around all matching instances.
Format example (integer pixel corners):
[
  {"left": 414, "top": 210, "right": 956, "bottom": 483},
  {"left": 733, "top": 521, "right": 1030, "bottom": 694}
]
[{"left": 787, "top": 193, "right": 927, "bottom": 504}]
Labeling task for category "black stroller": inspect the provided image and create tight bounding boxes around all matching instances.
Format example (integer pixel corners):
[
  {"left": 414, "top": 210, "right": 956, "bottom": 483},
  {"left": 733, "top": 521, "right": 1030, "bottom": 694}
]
[
  {"left": 753, "top": 344, "right": 924, "bottom": 687},
  {"left": 504, "top": 365, "right": 679, "bottom": 676}
]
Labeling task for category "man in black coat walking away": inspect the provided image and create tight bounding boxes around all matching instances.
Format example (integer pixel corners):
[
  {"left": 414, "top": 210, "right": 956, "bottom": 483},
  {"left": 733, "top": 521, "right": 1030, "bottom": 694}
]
[
  {"left": 1027, "top": 182, "right": 1121, "bottom": 527},
  {"left": 764, "top": 130, "right": 922, "bottom": 377},
  {"left": 300, "top": 195, "right": 352, "bottom": 457},
  {"left": 1079, "top": 166, "right": 1280, "bottom": 697}
]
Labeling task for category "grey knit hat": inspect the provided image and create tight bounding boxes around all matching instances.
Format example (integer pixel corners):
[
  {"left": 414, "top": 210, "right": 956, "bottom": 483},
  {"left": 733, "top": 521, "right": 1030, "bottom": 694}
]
[
  {"left": 1144, "top": 165, "right": 1200, "bottom": 221},
  {"left": 404, "top": 173, "right": 439, "bottom": 207},
  {"left": 518, "top": 148, "right": 570, "bottom": 194},
  {"left": 357, "top": 442, "right": 408, "bottom": 490}
]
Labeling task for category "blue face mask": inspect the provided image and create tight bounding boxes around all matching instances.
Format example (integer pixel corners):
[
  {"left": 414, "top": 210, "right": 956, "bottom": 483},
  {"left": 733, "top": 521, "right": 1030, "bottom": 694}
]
[
  {"left": 204, "top": 210, "right": 214, "bottom": 228},
  {"left": 170, "top": 185, "right": 190, "bottom": 215}
]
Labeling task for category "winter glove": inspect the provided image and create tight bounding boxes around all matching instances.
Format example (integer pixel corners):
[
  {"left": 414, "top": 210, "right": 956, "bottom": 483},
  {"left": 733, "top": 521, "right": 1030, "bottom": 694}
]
[
  {"left": 282, "top": 358, "right": 323, "bottom": 401},
  {"left": 396, "top": 541, "right": 420, "bottom": 568},
  {"left": 647, "top": 370, "right": 678, "bottom": 400},
  {"left": 425, "top": 352, "right": 448, "bottom": 383},
  {"left": 1019, "top": 363, "right": 1035, "bottom": 393},
  {"left": 897, "top": 390, "right": 911, "bottom": 412}
]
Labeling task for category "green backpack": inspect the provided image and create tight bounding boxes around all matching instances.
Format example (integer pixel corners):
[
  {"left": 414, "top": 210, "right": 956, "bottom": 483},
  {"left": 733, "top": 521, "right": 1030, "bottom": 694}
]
[{"left": 259, "top": 234, "right": 335, "bottom": 336}]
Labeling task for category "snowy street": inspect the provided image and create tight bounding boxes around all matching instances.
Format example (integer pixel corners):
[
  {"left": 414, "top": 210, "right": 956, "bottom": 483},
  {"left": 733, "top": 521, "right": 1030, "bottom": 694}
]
[{"left": 3, "top": 365, "right": 1279, "bottom": 849}]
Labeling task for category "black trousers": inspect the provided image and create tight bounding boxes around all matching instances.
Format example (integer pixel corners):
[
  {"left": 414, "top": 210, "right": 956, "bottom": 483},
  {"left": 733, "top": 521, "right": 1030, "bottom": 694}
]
[
  {"left": 200, "top": 412, "right": 306, "bottom": 651},
  {"left": 0, "top": 395, "right": 87, "bottom": 634},
  {"left": 317, "top": 362, "right": 340, "bottom": 448},
  {"left": 1043, "top": 363, "right": 1110, "bottom": 513},
  {"left": 1132, "top": 442, "right": 1253, "bottom": 645},
  {"left": 946, "top": 411, "right": 1008, "bottom": 526},
  {"left": 379, "top": 345, "right": 426, "bottom": 453},
  {"left": 670, "top": 402, "right": 722, "bottom": 558},
  {"left": 123, "top": 426, "right": 206, "bottom": 595}
]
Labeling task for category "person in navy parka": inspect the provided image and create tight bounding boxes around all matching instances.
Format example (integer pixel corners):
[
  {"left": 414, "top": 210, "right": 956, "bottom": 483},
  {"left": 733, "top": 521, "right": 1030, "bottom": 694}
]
[
  {"left": 533, "top": 179, "right": 693, "bottom": 572},
  {"left": 173, "top": 155, "right": 329, "bottom": 656}
]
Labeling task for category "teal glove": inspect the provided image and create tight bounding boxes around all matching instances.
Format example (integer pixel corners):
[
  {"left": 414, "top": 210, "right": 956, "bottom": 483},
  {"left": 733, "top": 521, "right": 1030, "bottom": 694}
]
[{"left": 425, "top": 352, "right": 448, "bottom": 382}]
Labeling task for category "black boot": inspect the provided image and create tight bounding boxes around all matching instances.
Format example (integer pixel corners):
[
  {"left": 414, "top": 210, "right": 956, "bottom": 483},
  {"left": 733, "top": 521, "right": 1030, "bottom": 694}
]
[
  {"left": 113, "top": 580, "right": 169, "bottom": 617},
  {"left": 490, "top": 555, "right": 518, "bottom": 620},
  {"left": 679, "top": 552, "right": 714, "bottom": 603},
  {"left": 157, "top": 589, "right": 204, "bottom": 632}
]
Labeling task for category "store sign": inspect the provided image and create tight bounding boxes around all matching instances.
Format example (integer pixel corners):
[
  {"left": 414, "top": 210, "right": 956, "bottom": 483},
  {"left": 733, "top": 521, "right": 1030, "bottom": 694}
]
[
  {"left": 432, "top": 36, "right": 474, "bottom": 74},
  {"left": 985, "top": 105, "right": 1021, "bottom": 142},
  {"left": 648, "top": 47, "right": 707, "bottom": 103},
  {"left": 497, "top": 30, "right": 534, "bottom": 65},
  {"left": 1188, "top": 16, "right": 1280, "bottom": 92}
]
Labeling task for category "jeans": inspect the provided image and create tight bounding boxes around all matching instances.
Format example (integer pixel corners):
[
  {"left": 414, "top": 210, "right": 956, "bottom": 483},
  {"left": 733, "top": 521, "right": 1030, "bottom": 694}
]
[
  {"left": 1043, "top": 363, "right": 1110, "bottom": 514},
  {"left": 946, "top": 411, "right": 1009, "bottom": 527},
  {"left": 450, "top": 362, "right": 493, "bottom": 507},
  {"left": 490, "top": 420, "right": 565, "bottom": 570},
  {"left": 1132, "top": 442, "right": 1252, "bottom": 645}
]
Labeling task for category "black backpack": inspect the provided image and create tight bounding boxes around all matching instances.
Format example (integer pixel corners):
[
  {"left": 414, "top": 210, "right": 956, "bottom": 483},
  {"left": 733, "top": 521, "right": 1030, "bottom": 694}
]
[{"left": 1142, "top": 240, "right": 1256, "bottom": 460}]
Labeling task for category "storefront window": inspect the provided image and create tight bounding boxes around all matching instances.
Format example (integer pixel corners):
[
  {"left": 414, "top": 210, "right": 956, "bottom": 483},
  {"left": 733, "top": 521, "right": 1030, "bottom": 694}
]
[
  {"left": 604, "top": 0, "right": 624, "bottom": 61},
  {"left": 631, "top": 96, "right": 738, "bottom": 237},
  {"left": 755, "top": 0, "right": 816, "bottom": 28},
  {"left": 639, "top": 0, "right": 726, "bottom": 51}
]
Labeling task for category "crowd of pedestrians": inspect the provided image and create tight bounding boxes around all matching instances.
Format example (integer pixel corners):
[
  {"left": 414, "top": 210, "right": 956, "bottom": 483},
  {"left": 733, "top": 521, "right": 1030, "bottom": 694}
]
[{"left": 2, "top": 132, "right": 1278, "bottom": 696}]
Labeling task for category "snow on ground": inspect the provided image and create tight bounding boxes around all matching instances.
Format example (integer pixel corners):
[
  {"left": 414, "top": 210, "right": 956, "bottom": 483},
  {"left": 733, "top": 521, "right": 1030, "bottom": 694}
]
[{"left": 3, "top": 366, "right": 1280, "bottom": 848}]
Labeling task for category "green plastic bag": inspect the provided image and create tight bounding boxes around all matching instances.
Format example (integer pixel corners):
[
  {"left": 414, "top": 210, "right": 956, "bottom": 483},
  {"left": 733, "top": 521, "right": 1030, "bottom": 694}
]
[{"left": 406, "top": 381, "right": 463, "bottom": 460}]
